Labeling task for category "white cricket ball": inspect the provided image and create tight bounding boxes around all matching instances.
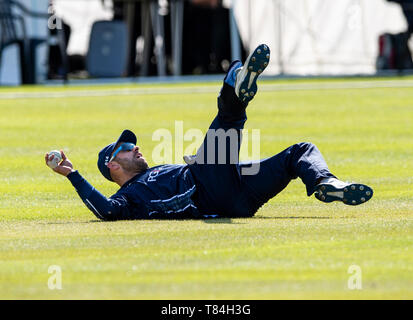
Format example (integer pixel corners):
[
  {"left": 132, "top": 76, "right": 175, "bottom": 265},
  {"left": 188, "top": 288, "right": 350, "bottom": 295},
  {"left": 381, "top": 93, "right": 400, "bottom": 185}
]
[{"left": 47, "top": 150, "right": 62, "bottom": 169}]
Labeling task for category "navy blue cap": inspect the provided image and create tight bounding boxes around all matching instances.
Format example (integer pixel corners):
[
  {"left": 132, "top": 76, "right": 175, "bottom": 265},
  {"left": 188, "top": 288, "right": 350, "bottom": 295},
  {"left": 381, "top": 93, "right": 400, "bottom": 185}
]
[{"left": 98, "top": 130, "right": 137, "bottom": 181}]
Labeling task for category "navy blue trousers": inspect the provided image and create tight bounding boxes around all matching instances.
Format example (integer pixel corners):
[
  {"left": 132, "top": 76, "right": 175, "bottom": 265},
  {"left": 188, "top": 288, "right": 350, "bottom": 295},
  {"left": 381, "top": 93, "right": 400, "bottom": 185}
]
[{"left": 189, "top": 80, "right": 335, "bottom": 218}]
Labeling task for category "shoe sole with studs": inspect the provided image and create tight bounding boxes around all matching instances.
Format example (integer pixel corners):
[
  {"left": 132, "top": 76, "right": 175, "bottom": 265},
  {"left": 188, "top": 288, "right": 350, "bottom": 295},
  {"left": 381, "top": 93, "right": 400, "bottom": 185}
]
[
  {"left": 235, "top": 44, "right": 270, "bottom": 103},
  {"left": 315, "top": 183, "right": 373, "bottom": 206}
]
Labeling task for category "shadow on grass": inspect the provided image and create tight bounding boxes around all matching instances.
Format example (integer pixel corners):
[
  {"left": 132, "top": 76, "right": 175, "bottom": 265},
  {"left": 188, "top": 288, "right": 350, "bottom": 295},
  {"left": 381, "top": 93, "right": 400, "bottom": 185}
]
[
  {"left": 42, "top": 220, "right": 105, "bottom": 225},
  {"left": 42, "top": 216, "right": 330, "bottom": 225},
  {"left": 253, "top": 216, "right": 331, "bottom": 220},
  {"left": 45, "top": 219, "right": 242, "bottom": 224},
  {"left": 202, "top": 218, "right": 244, "bottom": 224}
]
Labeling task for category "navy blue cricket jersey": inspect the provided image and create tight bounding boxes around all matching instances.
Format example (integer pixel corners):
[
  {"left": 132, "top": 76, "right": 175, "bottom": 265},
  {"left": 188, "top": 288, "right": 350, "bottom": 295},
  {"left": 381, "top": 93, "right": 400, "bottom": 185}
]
[{"left": 67, "top": 164, "right": 210, "bottom": 220}]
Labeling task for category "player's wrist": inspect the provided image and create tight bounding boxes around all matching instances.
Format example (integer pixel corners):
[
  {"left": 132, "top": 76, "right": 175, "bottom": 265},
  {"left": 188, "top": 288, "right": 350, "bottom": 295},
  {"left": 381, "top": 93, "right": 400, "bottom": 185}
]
[
  {"left": 57, "top": 167, "right": 75, "bottom": 177},
  {"left": 65, "top": 169, "right": 76, "bottom": 177},
  {"left": 66, "top": 169, "right": 78, "bottom": 178}
]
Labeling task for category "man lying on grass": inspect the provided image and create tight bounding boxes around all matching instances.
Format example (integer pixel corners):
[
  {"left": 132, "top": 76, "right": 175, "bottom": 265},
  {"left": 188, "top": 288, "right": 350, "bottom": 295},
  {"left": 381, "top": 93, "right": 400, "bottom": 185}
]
[{"left": 45, "top": 44, "right": 373, "bottom": 221}]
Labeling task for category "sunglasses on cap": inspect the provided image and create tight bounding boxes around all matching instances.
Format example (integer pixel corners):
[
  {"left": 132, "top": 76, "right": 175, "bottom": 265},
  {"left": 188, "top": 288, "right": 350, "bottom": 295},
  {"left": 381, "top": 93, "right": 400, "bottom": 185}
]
[{"left": 109, "top": 142, "right": 136, "bottom": 163}]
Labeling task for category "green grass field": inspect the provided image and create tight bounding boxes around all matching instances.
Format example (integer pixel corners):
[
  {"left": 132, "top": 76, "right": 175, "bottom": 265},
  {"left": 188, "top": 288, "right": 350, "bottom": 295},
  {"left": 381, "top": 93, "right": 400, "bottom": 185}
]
[{"left": 0, "top": 77, "right": 412, "bottom": 299}]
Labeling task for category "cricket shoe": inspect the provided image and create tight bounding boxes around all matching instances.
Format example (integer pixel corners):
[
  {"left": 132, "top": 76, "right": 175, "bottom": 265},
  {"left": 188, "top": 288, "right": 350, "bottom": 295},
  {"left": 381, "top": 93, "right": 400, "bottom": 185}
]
[
  {"left": 235, "top": 44, "right": 270, "bottom": 103},
  {"left": 314, "top": 177, "right": 373, "bottom": 206}
]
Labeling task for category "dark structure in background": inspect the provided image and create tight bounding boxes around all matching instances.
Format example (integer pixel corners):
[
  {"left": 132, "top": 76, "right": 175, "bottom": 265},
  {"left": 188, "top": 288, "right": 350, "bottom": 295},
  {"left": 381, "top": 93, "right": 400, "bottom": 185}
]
[
  {"left": 112, "top": 0, "right": 141, "bottom": 76},
  {"left": 3, "top": 0, "right": 241, "bottom": 81},
  {"left": 112, "top": 0, "right": 239, "bottom": 77},
  {"left": 48, "top": 19, "right": 72, "bottom": 79},
  {"left": 86, "top": 20, "right": 129, "bottom": 77},
  {"left": 377, "top": 0, "right": 413, "bottom": 70},
  {"left": 182, "top": 0, "right": 233, "bottom": 75}
]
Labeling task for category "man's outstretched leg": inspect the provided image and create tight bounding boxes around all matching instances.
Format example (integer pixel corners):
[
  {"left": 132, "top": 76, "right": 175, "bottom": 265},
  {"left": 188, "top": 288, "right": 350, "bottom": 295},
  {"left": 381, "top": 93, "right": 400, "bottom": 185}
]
[
  {"left": 187, "top": 44, "right": 270, "bottom": 216},
  {"left": 240, "top": 142, "right": 373, "bottom": 216},
  {"left": 185, "top": 44, "right": 271, "bottom": 165}
]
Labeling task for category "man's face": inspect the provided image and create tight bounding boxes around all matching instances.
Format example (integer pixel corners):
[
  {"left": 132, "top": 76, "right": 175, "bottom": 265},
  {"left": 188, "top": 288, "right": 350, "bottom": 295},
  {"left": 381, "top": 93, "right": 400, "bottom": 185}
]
[{"left": 111, "top": 142, "right": 149, "bottom": 175}]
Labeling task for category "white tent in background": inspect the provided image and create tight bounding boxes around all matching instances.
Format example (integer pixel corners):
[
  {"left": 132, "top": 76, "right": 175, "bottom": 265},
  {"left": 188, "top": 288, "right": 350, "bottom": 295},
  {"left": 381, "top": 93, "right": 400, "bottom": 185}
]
[{"left": 232, "top": 0, "right": 408, "bottom": 75}]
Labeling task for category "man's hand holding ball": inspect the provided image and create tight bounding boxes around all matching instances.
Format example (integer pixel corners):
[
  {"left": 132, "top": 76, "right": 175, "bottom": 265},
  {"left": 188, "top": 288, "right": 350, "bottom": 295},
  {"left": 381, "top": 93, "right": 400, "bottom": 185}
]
[{"left": 45, "top": 150, "right": 74, "bottom": 177}]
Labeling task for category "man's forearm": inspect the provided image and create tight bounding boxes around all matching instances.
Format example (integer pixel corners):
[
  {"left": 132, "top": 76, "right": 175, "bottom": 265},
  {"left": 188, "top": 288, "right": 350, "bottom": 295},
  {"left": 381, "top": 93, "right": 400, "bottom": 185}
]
[{"left": 67, "top": 171, "right": 129, "bottom": 221}]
